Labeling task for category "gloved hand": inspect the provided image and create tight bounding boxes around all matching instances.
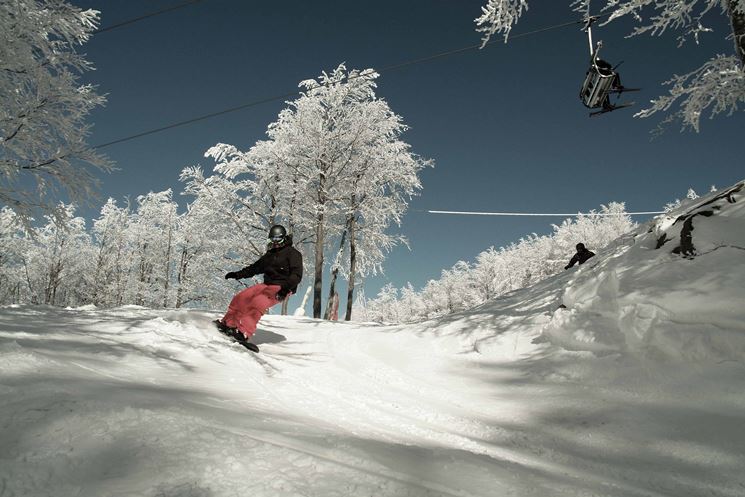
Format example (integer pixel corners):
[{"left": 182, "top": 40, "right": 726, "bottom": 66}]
[
  {"left": 276, "top": 287, "right": 290, "bottom": 301},
  {"left": 224, "top": 271, "right": 239, "bottom": 280}
]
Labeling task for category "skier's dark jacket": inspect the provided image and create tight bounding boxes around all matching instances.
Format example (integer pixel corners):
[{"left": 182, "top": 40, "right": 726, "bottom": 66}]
[
  {"left": 234, "top": 236, "right": 303, "bottom": 293},
  {"left": 565, "top": 248, "right": 595, "bottom": 269}
]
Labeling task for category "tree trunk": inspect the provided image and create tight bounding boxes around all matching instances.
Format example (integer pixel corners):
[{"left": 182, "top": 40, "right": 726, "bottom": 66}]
[
  {"left": 345, "top": 215, "right": 357, "bottom": 321},
  {"left": 91, "top": 233, "right": 108, "bottom": 306},
  {"left": 47, "top": 236, "right": 65, "bottom": 305},
  {"left": 136, "top": 242, "right": 151, "bottom": 306},
  {"left": 728, "top": 0, "right": 745, "bottom": 66},
  {"left": 115, "top": 238, "right": 125, "bottom": 306},
  {"left": 23, "top": 261, "right": 36, "bottom": 304},
  {"left": 46, "top": 261, "right": 61, "bottom": 305},
  {"left": 281, "top": 298, "right": 289, "bottom": 315},
  {"left": 324, "top": 230, "right": 347, "bottom": 320},
  {"left": 175, "top": 248, "right": 188, "bottom": 308},
  {"left": 313, "top": 160, "right": 329, "bottom": 319},
  {"left": 313, "top": 211, "right": 324, "bottom": 318},
  {"left": 162, "top": 219, "right": 174, "bottom": 308}
]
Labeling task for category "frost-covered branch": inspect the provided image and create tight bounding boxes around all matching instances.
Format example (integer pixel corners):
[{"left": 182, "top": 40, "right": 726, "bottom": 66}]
[
  {"left": 0, "top": 0, "right": 111, "bottom": 224},
  {"left": 475, "top": 0, "right": 529, "bottom": 46},
  {"left": 635, "top": 54, "right": 745, "bottom": 131}
]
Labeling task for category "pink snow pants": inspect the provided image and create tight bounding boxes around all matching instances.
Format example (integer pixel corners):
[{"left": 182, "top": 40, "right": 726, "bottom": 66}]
[{"left": 222, "top": 284, "right": 282, "bottom": 339}]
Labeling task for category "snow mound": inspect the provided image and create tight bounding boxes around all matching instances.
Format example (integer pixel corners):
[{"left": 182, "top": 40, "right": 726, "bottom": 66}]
[
  {"left": 66, "top": 304, "right": 98, "bottom": 311},
  {"left": 540, "top": 180, "right": 745, "bottom": 362}
]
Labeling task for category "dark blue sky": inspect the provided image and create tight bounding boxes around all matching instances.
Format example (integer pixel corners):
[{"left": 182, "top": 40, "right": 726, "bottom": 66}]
[{"left": 73, "top": 0, "right": 743, "bottom": 298}]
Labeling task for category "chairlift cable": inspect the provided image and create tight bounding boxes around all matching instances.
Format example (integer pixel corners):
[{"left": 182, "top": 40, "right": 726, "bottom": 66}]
[
  {"left": 93, "top": 13, "right": 614, "bottom": 150},
  {"left": 93, "top": 0, "right": 207, "bottom": 34},
  {"left": 378, "top": 18, "right": 585, "bottom": 73},
  {"left": 426, "top": 210, "right": 664, "bottom": 217},
  {"left": 94, "top": 91, "right": 300, "bottom": 149}
]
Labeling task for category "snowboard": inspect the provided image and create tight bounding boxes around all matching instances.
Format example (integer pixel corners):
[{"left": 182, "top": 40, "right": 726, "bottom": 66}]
[{"left": 213, "top": 319, "right": 260, "bottom": 353}]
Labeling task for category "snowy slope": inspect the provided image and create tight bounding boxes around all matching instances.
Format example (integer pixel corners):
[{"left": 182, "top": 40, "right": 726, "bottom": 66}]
[{"left": 1, "top": 181, "right": 744, "bottom": 497}]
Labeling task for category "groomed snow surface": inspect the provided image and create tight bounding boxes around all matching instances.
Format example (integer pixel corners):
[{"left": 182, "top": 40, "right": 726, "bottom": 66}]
[{"left": 2, "top": 183, "right": 744, "bottom": 497}]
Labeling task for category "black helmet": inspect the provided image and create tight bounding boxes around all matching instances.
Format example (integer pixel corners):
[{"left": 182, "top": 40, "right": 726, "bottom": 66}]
[
  {"left": 576, "top": 243, "right": 585, "bottom": 251},
  {"left": 268, "top": 225, "right": 287, "bottom": 247}
]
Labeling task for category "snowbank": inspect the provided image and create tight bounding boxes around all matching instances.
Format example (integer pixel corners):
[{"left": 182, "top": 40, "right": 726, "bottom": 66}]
[{"left": 541, "top": 181, "right": 745, "bottom": 362}]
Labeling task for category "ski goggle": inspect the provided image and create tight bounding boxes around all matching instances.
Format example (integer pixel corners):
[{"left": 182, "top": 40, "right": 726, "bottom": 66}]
[{"left": 269, "top": 235, "right": 284, "bottom": 243}]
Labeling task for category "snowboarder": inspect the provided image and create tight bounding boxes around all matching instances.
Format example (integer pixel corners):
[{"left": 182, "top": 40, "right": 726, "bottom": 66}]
[
  {"left": 565, "top": 243, "right": 595, "bottom": 269},
  {"left": 218, "top": 225, "right": 302, "bottom": 350}
]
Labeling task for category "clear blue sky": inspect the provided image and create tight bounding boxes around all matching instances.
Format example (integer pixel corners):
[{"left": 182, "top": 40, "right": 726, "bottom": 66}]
[{"left": 73, "top": 0, "right": 744, "bottom": 300}]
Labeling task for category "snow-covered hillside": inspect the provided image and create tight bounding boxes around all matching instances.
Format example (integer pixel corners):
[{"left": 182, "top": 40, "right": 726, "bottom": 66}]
[{"left": 1, "top": 181, "right": 744, "bottom": 497}]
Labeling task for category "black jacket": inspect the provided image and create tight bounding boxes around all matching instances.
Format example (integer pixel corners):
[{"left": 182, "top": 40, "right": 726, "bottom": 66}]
[
  {"left": 565, "top": 248, "right": 595, "bottom": 269},
  {"left": 235, "top": 240, "right": 303, "bottom": 293}
]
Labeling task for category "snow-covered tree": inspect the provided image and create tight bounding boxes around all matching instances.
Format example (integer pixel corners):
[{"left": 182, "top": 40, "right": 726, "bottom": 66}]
[
  {"left": 475, "top": 0, "right": 745, "bottom": 131},
  {"left": 440, "top": 261, "right": 481, "bottom": 313},
  {"left": 470, "top": 247, "right": 508, "bottom": 302},
  {"left": 398, "top": 282, "right": 426, "bottom": 322},
  {"left": 126, "top": 191, "right": 179, "bottom": 307},
  {"left": 0, "top": 0, "right": 111, "bottom": 224},
  {"left": 180, "top": 150, "right": 310, "bottom": 314},
  {"left": 236, "top": 64, "right": 428, "bottom": 319},
  {"left": 339, "top": 123, "right": 431, "bottom": 321},
  {"left": 365, "top": 283, "right": 402, "bottom": 323},
  {"left": 172, "top": 189, "right": 238, "bottom": 308},
  {"left": 90, "top": 198, "right": 131, "bottom": 306},
  {"left": 0, "top": 207, "right": 27, "bottom": 303},
  {"left": 419, "top": 278, "right": 450, "bottom": 319},
  {"left": 264, "top": 65, "right": 380, "bottom": 318},
  {"left": 21, "top": 204, "right": 94, "bottom": 306}
]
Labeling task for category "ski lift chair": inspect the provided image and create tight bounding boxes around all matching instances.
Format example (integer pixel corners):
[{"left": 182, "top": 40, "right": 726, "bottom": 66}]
[
  {"left": 579, "top": 16, "right": 638, "bottom": 116},
  {"left": 580, "top": 46, "right": 620, "bottom": 110}
]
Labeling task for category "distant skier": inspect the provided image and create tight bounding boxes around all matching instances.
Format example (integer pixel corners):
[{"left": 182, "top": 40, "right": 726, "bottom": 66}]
[
  {"left": 217, "top": 225, "right": 302, "bottom": 350},
  {"left": 565, "top": 243, "right": 595, "bottom": 270}
]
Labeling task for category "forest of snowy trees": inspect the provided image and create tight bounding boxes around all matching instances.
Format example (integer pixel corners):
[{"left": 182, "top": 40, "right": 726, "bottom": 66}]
[
  {"left": 0, "top": 3, "right": 428, "bottom": 320},
  {"left": 0, "top": 58, "right": 431, "bottom": 319},
  {"left": 0, "top": 199, "right": 636, "bottom": 322},
  {"left": 0, "top": 65, "right": 431, "bottom": 318},
  {"left": 356, "top": 202, "right": 636, "bottom": 323}
]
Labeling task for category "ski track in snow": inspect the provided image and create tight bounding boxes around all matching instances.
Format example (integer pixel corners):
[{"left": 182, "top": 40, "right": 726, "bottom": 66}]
[{"left": 2, "top": 304, "right": 743, "bottom": 497}]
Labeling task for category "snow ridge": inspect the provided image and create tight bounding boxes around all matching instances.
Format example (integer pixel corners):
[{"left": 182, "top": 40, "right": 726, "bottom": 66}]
[{"left": 538, "top": 180, "right": 745, "bottom": 362}]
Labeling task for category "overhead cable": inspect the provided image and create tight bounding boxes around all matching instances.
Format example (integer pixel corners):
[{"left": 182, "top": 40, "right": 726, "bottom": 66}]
[
  {"left": 94, "top": 13, "right": 613, "bottom": 149},
  {"left": 427, "top": 210, "right": 665, "bottom": 217},
  {"left": 94, "top": 0, "right": 206, "bottom": 34},
  {"left": 94, "top": 92, "right": 299, "bottom": 149}
]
